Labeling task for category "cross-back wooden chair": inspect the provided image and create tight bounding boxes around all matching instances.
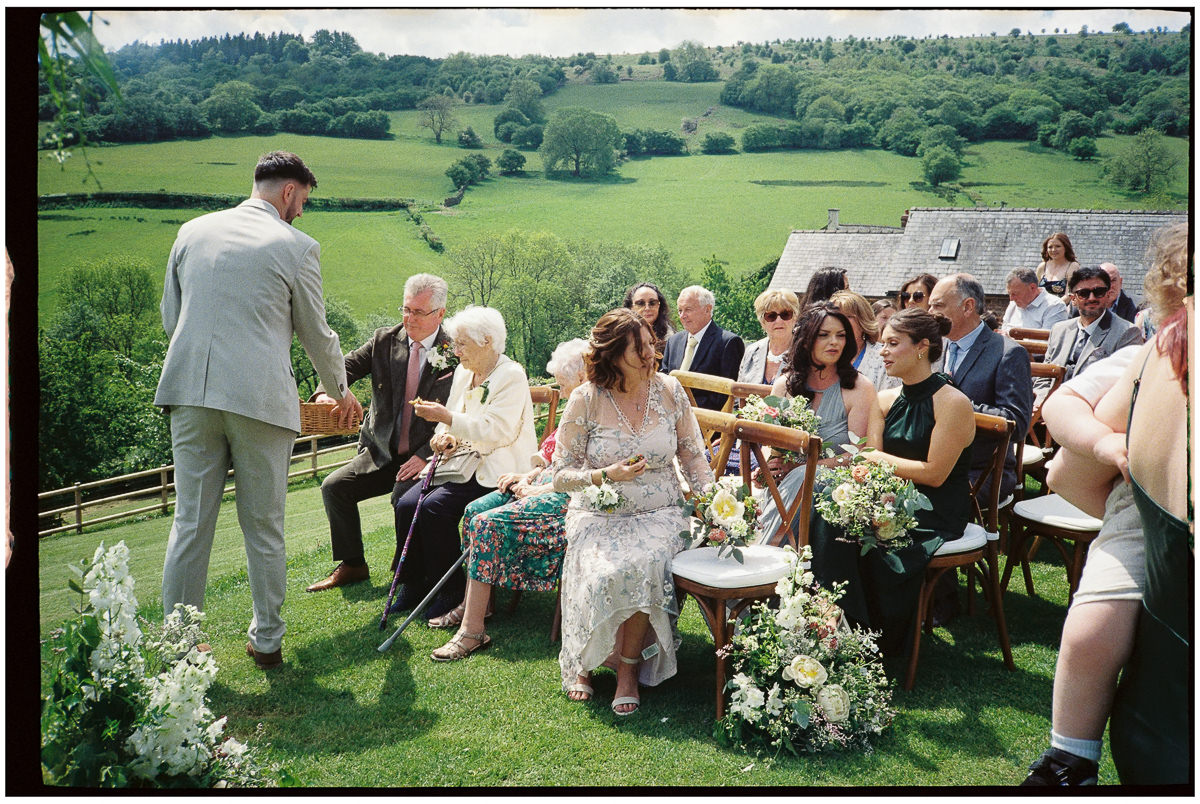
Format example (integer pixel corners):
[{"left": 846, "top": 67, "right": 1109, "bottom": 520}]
[
  {"left": 691, "top": 408, "right": 739, "bottom": 476},
  {"left": 1001, "top": 496, "right": 1102, "bottom": 607},
  {"left": 672, "top": 414, "right": 822, "bottom": 719},
  {"left": 730, "top": 380, "right": 774, "bottom": 405},
  {"left": 528, "top": 385, "right": 560, "bottom": 448},
  {"left": 670, "top": 369, "right": 736, "bottom": 420},
  {"left": 1016, "top": 339, "right": 1049, "bottom": 360},
  {"left": 904, "top": 412, "right": 1016, "bottom": 690},
  {"left": 1007, "top": 326, "right": 1051, "bottom": 342}
]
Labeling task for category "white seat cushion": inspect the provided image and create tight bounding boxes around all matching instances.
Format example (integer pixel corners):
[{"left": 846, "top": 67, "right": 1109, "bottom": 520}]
[
  {"left": 934, "top": 522, "right": 990, "bottom": 556},
  {"left": 672, "top": 545, "right": 797, "bottom": 589},
  {"left": 1022, "top": 448, "right": 1046, "bottom": 467},
  {"left": 1012, "top": 493, "right": 1102, "bottom": 532}
]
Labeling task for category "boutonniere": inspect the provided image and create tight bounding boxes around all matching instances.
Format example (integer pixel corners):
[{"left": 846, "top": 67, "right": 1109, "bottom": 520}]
[
  {"left": 428, "top": 341, "right": 458, "bottom": 372},
  {"left": 468, "top": 380, "right": 491, "bottom": 405}
]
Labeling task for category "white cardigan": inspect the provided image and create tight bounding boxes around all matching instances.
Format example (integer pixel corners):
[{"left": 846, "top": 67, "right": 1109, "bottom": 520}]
[{"left": 435, "top": 355, "right": 538, "bottom": 487}]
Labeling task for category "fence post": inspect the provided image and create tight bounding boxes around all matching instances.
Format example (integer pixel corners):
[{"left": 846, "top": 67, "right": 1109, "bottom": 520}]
[
  {"left": 74, "top": 483, "right": 83, "bottom": 534},
  {"left": 311, "top": 437, "right": 319, "bottom": 479},
  {"left": 160, "top": 467, "right": 170, "bottom": 515}
]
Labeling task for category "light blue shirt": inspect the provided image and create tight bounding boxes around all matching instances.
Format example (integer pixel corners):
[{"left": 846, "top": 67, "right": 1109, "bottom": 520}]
[{"left": 946, "top": 320, "right": 987, "bottom": 375}]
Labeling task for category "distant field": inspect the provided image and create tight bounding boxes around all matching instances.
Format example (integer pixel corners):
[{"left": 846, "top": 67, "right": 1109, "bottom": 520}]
[{"left": 36, "top": 82, "right": 1190, "bottom": 325}]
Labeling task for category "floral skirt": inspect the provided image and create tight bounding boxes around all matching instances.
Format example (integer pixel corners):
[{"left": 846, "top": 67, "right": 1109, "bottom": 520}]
[
  {"left": 557, "top": 506, "right": 687, "bottom": 690},
  {"left": 460, "top": 489, "right": 568, "bottom": 592}
]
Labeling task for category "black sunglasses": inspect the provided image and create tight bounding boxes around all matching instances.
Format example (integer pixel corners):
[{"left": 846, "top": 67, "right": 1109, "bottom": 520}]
[
  {"left": 1072, "top": 287, "right": 1108, "bottom": 299},
  {"left": 762, "top": 309, "right": 795, "bottom": 323},
  {"left": 899, "top": 291, "right": 926, "bottom": 303},
  {"left": 632, "top": 299, "right": 660, "bottom": 308}
]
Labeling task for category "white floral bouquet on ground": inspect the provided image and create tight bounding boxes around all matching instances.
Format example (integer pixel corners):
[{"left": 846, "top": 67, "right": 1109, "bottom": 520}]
[
  {"left": 680, "top": 475, "right": 762, "bottom": 561},
  {"left": 716, "top": 546, "right": 895, "bottom": 755},
  {"left": 41, "top": 541, "right": 282, "bottom": 788},
  {"left": 814, "top": 456, "right": 932, "bottom": 553},
  {"left": 736, "top": 394, "right": 822, "bottom": 465}
]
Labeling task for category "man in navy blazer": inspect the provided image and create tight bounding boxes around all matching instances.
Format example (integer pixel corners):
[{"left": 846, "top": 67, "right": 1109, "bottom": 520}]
[
  {"left": 660, "top": 285, "right": 745, "bottom": 410},
  {"left": 929, "top": 273, "right": 1033, "bottom": 503}
]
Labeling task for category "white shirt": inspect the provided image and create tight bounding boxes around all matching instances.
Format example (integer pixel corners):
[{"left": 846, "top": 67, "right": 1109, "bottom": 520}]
[
  {"left": 410, "top": 328, "right": 440, "bottom": 374},
  {"left": 1002, "top": 289, "right": 1069, "bottom": 330},
  {"left": 1062, "top": 344, "right": 1141, "bottom": 406},
  {"left": 684, "top": 320, "right": 712, "bottom": 345}
]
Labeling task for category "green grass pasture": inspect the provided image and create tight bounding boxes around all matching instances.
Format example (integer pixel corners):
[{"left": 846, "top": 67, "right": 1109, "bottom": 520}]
[{"left": 36, "top": 476, "right": 1117, "bottom": 786}]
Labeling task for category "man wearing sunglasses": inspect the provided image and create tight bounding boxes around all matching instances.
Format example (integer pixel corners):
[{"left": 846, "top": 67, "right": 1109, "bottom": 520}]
[
  {"left": 1042, "top": 266, "right": 1143, "bottom": 387},
  {"left": 305, "top": 273, "right": 456, "bottom": 597}
]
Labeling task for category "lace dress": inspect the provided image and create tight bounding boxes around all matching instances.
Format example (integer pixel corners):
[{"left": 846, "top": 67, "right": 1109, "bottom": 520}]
[{"left": 552, "top": 375, "right": 715, "bottom": 689}]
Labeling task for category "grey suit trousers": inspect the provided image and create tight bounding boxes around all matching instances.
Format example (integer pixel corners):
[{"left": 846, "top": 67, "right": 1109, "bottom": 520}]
[{"left": 162, "top": 405, "right": 295, "bottom": 653}]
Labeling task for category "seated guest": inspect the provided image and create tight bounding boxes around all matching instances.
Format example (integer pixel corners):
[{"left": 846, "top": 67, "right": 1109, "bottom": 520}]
[
  {"left": 758, "top": 304, "right": 880, "bottom": 544},
  {"left": 1041, "top": 266, "right": 1143, "bottom": 387},
  {"left": 738, "top": 289, "right": 800, "bottom": 385},
  {"left": 830, "top": 289, "right": 898, "bottom": 391},
  {"left": 1069, "top": 262, "right": 1138, "bottom": 323},
  {"left": 660, "top": 285, "right": 745, "bottom": 410},
  {"left": 873, "top": 298, "right": 896, "bottom": 331},
  {"left": 1000, "top": 267, "right": 1069, "bottom": 333},
  {"left": 428, "top": 338, "right": 590, "bottom": 660},
  {"left": 897, "top": 273, "right": 938, "bottom": 311},
  {"left": 1036, "top": 232, "right": 1081, "bottom": 298},
  {"left": 809, "top": 309, "right": 975, "bottom": 655},
  {"left": 801, "top": 266, "right": 848, "bottom": 307},
  {"left": 623, "top": 282, "right": 674, "bottom": 354},
  {"left": 391, "top": 306, "right": 539, "bottom": 621},
  {"left": 554, "top": 309, "right": 714, "bottom": 715},
  {"left": 929, "top": 273, "right": 1032, "bottom": 503},
  {"left": 306, "top": 273, "right": 455, "bottom": 593}
]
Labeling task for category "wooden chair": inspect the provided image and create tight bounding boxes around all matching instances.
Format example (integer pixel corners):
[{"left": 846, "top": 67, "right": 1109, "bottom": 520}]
[
  {"left": 692, "top": 408, "right": 739, "bottom": 476},
  {"left": 528, "top": 385, "right": 561, "bottom": 448},
  {"left": 672, "top": 415, "right": 822, "bottom": 719},
  {"left": 1000, "top": 495, "right": 1102, "bottom": 606},
  {"left": 1007, "top": 326, "right": 1051, "bottom": 342},
  {"left": 1016, "top": 339, "right": 1048, "bottom": 360},
  {"left": 904, "top": 412, "right": 1016, "bottom": 690},
  {"left": 730, "top": 380, "right": 773, "bottom": 405},
  {"left": 670, "top": 369, "right": 736, "bottom": 417}
]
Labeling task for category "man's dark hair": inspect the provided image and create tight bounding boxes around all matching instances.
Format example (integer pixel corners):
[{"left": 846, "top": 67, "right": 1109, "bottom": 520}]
[
  {"left": 1067, "top": 265, "right": 1110, "bottom": 291},
  {"left": 254, "top": 151, "right": 317, "bottom": 188}
]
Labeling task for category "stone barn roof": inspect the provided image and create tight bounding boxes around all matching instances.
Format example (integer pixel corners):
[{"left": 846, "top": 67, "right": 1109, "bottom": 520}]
[{"left": 769, "top": 207, "right": 1188, "bottom": 306}]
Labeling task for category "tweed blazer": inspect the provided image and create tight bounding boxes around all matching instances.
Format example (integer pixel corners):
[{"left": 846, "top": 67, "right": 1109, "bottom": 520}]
[
  {"left": 155, "top": 198, "right": 347, "bottom": 432},
  {"left": 315, "top": 324, "right": 455, "bottom": 471}
]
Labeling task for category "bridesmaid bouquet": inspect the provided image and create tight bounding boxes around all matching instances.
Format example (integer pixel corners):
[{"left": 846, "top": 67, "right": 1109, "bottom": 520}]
[
  {"left": 736, "top": 395, "right": 822, "bottom": 464},
  {"left": 814, "top": 456, "right": 931, "bottom": 553},
  {"left": 681, "top": 476, "right": 762, "bottom": 561},
  {"left": 717, "top": 546, "right": 896, "bottom": 755}
]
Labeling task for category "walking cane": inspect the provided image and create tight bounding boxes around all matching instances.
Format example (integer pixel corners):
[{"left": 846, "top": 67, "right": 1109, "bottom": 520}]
[
  {"left": 378, "top": 547, "right": 469, "bottom": 653},
  {"left": 379, "top": 452, "right": 441, "bottom": 630}
]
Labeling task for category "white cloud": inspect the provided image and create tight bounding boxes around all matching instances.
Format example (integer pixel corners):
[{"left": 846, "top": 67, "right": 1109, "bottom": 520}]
[{"left": 88, "top": 7, "right": 1190, "bottom": 58}]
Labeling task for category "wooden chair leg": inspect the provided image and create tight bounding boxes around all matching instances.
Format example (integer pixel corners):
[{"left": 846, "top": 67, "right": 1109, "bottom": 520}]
[
  {"left": 507, "top": 589, "right": 523, "bottom": 615},
  {"left": 713, "top": 593, "right": 731, "bottom": 720},
  {"left": 904, "top": 574, "right": 933, "bottom": 691},
  {"left": 985, "top": 547, "right": 1016, "bottom": 671},
  {"left": 549, "top": 584, "right": 562, "bottom": 643}
]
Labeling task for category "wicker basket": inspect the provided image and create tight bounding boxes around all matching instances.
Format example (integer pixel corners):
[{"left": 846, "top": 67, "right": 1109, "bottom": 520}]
[{"left": 299, "top": 402, "right": 362, "bottom": 436}]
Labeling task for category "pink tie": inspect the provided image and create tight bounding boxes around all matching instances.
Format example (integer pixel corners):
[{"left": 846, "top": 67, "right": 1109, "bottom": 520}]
[{"left": 397, "top": 341, "right": 423, "bottom": 455}]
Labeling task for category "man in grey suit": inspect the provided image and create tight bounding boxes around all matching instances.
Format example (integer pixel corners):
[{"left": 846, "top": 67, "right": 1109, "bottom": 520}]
[
  {"left": 305, "top": 274, "right": 456, "bottom": 593},
  {"left": 1046, "top": 266, "right": 1143, "bottom": 386},
  {"left": 155, "top": 151, "right": 361, "bottom": 669}
]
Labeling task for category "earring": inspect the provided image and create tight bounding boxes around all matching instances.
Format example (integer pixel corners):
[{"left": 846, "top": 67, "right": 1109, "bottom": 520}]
[{"left": 918, "top": 352, "right": 925, "bottom": 360}]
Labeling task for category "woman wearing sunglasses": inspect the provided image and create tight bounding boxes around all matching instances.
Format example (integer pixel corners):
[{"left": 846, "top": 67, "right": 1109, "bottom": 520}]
[
  {"left": 897, "top": 273, "right": 938, "bottom": 311},
  {"left": 622, "top": 282, "right": 674, "bottom": 354},
  {"left": 738, "top": 289, "right": 801, "bottom": 385}
]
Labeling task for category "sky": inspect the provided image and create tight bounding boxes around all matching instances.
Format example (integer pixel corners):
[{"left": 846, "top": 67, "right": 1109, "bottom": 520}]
[{"left": 79, "top": 6, "right": 1191, "bottom": 60}]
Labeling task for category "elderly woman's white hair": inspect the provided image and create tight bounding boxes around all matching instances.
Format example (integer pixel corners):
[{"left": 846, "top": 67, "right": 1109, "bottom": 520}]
[
  {"left": 445, "top": 305, "right": 506, "bottom": 354},
  {"left": 545, "top": 338, "right": 590, "bottom": 381},
  {"left": 678, "top": 284, "right": 715, "bottom": 309}
]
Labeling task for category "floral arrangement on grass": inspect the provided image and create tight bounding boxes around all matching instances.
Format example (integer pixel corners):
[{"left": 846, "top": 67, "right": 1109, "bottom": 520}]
[
  {"left": 680, "top": 475, "right": 762, "bottom": 561},
  {"left": 716, "top": 546, "right": 895, "bottom": 755},
  {"left": 735, "top": 394, "right": 822, "bottom": 465},
  {"left": 41, "top": 541, "right": 282, "bottom": 788},
  {"left": 814, "top": 455, "right": 932, "bottom": 553}
]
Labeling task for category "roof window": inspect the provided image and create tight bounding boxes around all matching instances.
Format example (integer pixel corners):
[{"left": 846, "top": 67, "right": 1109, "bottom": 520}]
[{"left": 938, "top": 238, "right": 960, "bottom": 260}]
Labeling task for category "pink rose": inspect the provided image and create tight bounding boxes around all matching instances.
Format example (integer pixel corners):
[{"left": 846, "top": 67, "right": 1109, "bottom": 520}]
[
  {"left": 881, "top": 492, "right": 896, "bottom": 506},
  {"left": 710, "top": 528, "right": 728, "bottom": 543},
  {"left": 764, "top": 406, "right": 779, "bottom": 418},
  {"left": 851, "top": 464, "right": 871, "bottom": 483}
]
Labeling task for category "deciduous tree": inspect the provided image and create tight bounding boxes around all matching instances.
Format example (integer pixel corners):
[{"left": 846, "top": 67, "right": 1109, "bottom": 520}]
[
  {"left": 539, "top": 106, "right": 620, "bottom": 177},
  {"left": 1104, "top": 128, "right": 1179, "bottom": 194},
  {"left": 417, "top": 93, "right": 458, "bottom": 144}
]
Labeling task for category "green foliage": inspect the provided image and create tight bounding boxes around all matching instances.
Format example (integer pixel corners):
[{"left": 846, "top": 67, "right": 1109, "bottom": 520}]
[
  {"left": 1051, "top": 110, "right": 1094, "bottom": 151},
  {"left": 917, "top": 124, "right": 965, "bottom": 158},
  {"left": 416, "top": 94, "right": 458, "bottom": 144},
  {"left": 290, "top": 296, "right": 359, "bottom": 401},
  {"left": 921, "top": 145, "right": 962, "bottom": 186},
  {"left": 661, "top": 62, "right": 678, "bottom": 81},
  {"left": 671, "top": 41, "right": 718, "bottom": 82},
  {"left": 496, "top": 149, "right": 526, "bottom": 175},
  {"left": 456, "top": 126, "right": 482, "bottom": 148},
  {"left": 701, "top": 256, "right": 775, "bottom": 340},
  {"left": 591, "top": 63, "right": 618, "bottom": 84},
  {"left": 1067, "top": 136, "right": 1098, "bottom": 161},
  {"left": 493, "top": 106, "right": 530, "bottom": 140},
  {"left": 539, "top": 106, "right": 621, "bottom": 177},
  {"left": 502, "top": 79, "right": 546, "bottom": 124},
  {"left": 623, "top": 128, "right": 686, "bottom": 157},
  {"left": 701, "top": 131, "right": 736, "bottom": 155},
  {"left": 200, "top": 80, "right": 262, "bottom": 132},
  {"left": 1104, "top": 128, "right": 1180, "bottom": 194}
]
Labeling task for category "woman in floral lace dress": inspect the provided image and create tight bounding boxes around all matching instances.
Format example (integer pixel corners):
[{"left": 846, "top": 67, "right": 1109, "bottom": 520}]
[{"left": 552, "top": 308, "right": 715, "bottom": 716}]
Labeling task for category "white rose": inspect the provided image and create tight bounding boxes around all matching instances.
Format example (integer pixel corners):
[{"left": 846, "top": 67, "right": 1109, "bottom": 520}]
[
  {"left": 709, "top": 488, "right": 746, "bottom": 529},
  {"left": 816, "top": 684, "right": 851, "bottom": 722},
  {"left": 831, "top": 483, "right": 855, "bottom": 507},
  {"left": 781, "top": 655, "right": 827, "bottom": 688}
]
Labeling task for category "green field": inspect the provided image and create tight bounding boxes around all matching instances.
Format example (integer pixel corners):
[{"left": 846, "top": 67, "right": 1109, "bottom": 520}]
[{"left": 36, "top": 82, "right": 1190, "bottom": 326}]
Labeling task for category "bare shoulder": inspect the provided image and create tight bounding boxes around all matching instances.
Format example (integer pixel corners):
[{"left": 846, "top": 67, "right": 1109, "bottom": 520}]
[
  {"left": 847, "top": 374, "right": 878, "bottom": 407},
  {"left": 876, "top": 385, "right": 901, "bottom": 415},
  {"left": 933, "top": 383, "right": 974, "bottom": 417}
]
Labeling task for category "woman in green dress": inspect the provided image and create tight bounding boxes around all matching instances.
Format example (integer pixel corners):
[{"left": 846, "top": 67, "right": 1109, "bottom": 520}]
[{"left": 809, "top": 308, "right": 975, "bottom": 655}]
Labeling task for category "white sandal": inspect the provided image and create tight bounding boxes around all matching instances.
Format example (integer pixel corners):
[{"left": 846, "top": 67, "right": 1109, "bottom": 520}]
[
  {"left": 611, "top": 654, "right": 641, "bottom": 716},
  {"left": 567, "top": 681, "right": 594, "bottom": 702}
]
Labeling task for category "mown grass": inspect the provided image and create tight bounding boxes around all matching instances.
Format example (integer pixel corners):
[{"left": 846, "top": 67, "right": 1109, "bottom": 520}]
[{"left": 37, "top": 475, "right": 1118, "bottom": 787}]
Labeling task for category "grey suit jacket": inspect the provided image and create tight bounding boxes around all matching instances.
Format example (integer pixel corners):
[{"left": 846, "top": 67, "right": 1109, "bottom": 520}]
[
  {"left": 155, "top": 198, "right": 348, "bottom": 432},
  {"left": 946, "top": 324, "right": 1034, "bottom": 498},
  {"left": 314, "top": 325, "right": 455, "bottom": 471},
  {"left": 1043, "top": 309, "right": 1144, "bottom": 382}
]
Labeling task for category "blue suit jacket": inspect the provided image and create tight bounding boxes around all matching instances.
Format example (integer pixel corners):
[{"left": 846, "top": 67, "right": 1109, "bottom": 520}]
[
  {"left": 946, "top": 325, "right": 1034, "bottom": 501},
  {"left": 660, "top": 322, "right": 745, "bottom": 410}
]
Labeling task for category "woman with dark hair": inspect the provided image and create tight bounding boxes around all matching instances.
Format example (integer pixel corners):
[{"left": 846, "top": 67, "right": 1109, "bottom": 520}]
[
  {"left": 809, "top": 307, "right": 975, "bottom": 656},
  {"left": 622, "top": 282, "right": 674, "bottom": 352},
  {"left": 897, "top": 273, "right": 937, "bottom": 311},
  {"left": 1036, "top": 232, "right": 1081, "bottom": 298},
  {"left": 757, "top": 304, "right": 880, "bottom": 543},
  {"left": 801, "top": 267, "right": 849, "bottom": 307},
  {"left": 552, "top": 308, "right": 714, "bottom": 716}
]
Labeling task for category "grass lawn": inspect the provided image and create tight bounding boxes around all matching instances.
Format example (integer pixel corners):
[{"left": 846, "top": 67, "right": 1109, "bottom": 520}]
[{"left": 36, "top": 477, "right": 1118, "bottom": 787}]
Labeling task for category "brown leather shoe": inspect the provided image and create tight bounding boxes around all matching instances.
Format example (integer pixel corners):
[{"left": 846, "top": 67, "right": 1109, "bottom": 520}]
[
  {"left": 246, "top": 641, "right": 283, "bottom": 669},
  {"left": 305, "top": 561, "right": 370, "bottom": 592}
]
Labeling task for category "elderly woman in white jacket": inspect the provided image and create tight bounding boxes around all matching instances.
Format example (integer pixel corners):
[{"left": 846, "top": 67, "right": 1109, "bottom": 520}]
[{"left": 393, "top": 306, "right": 538, "bottom": 652}]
